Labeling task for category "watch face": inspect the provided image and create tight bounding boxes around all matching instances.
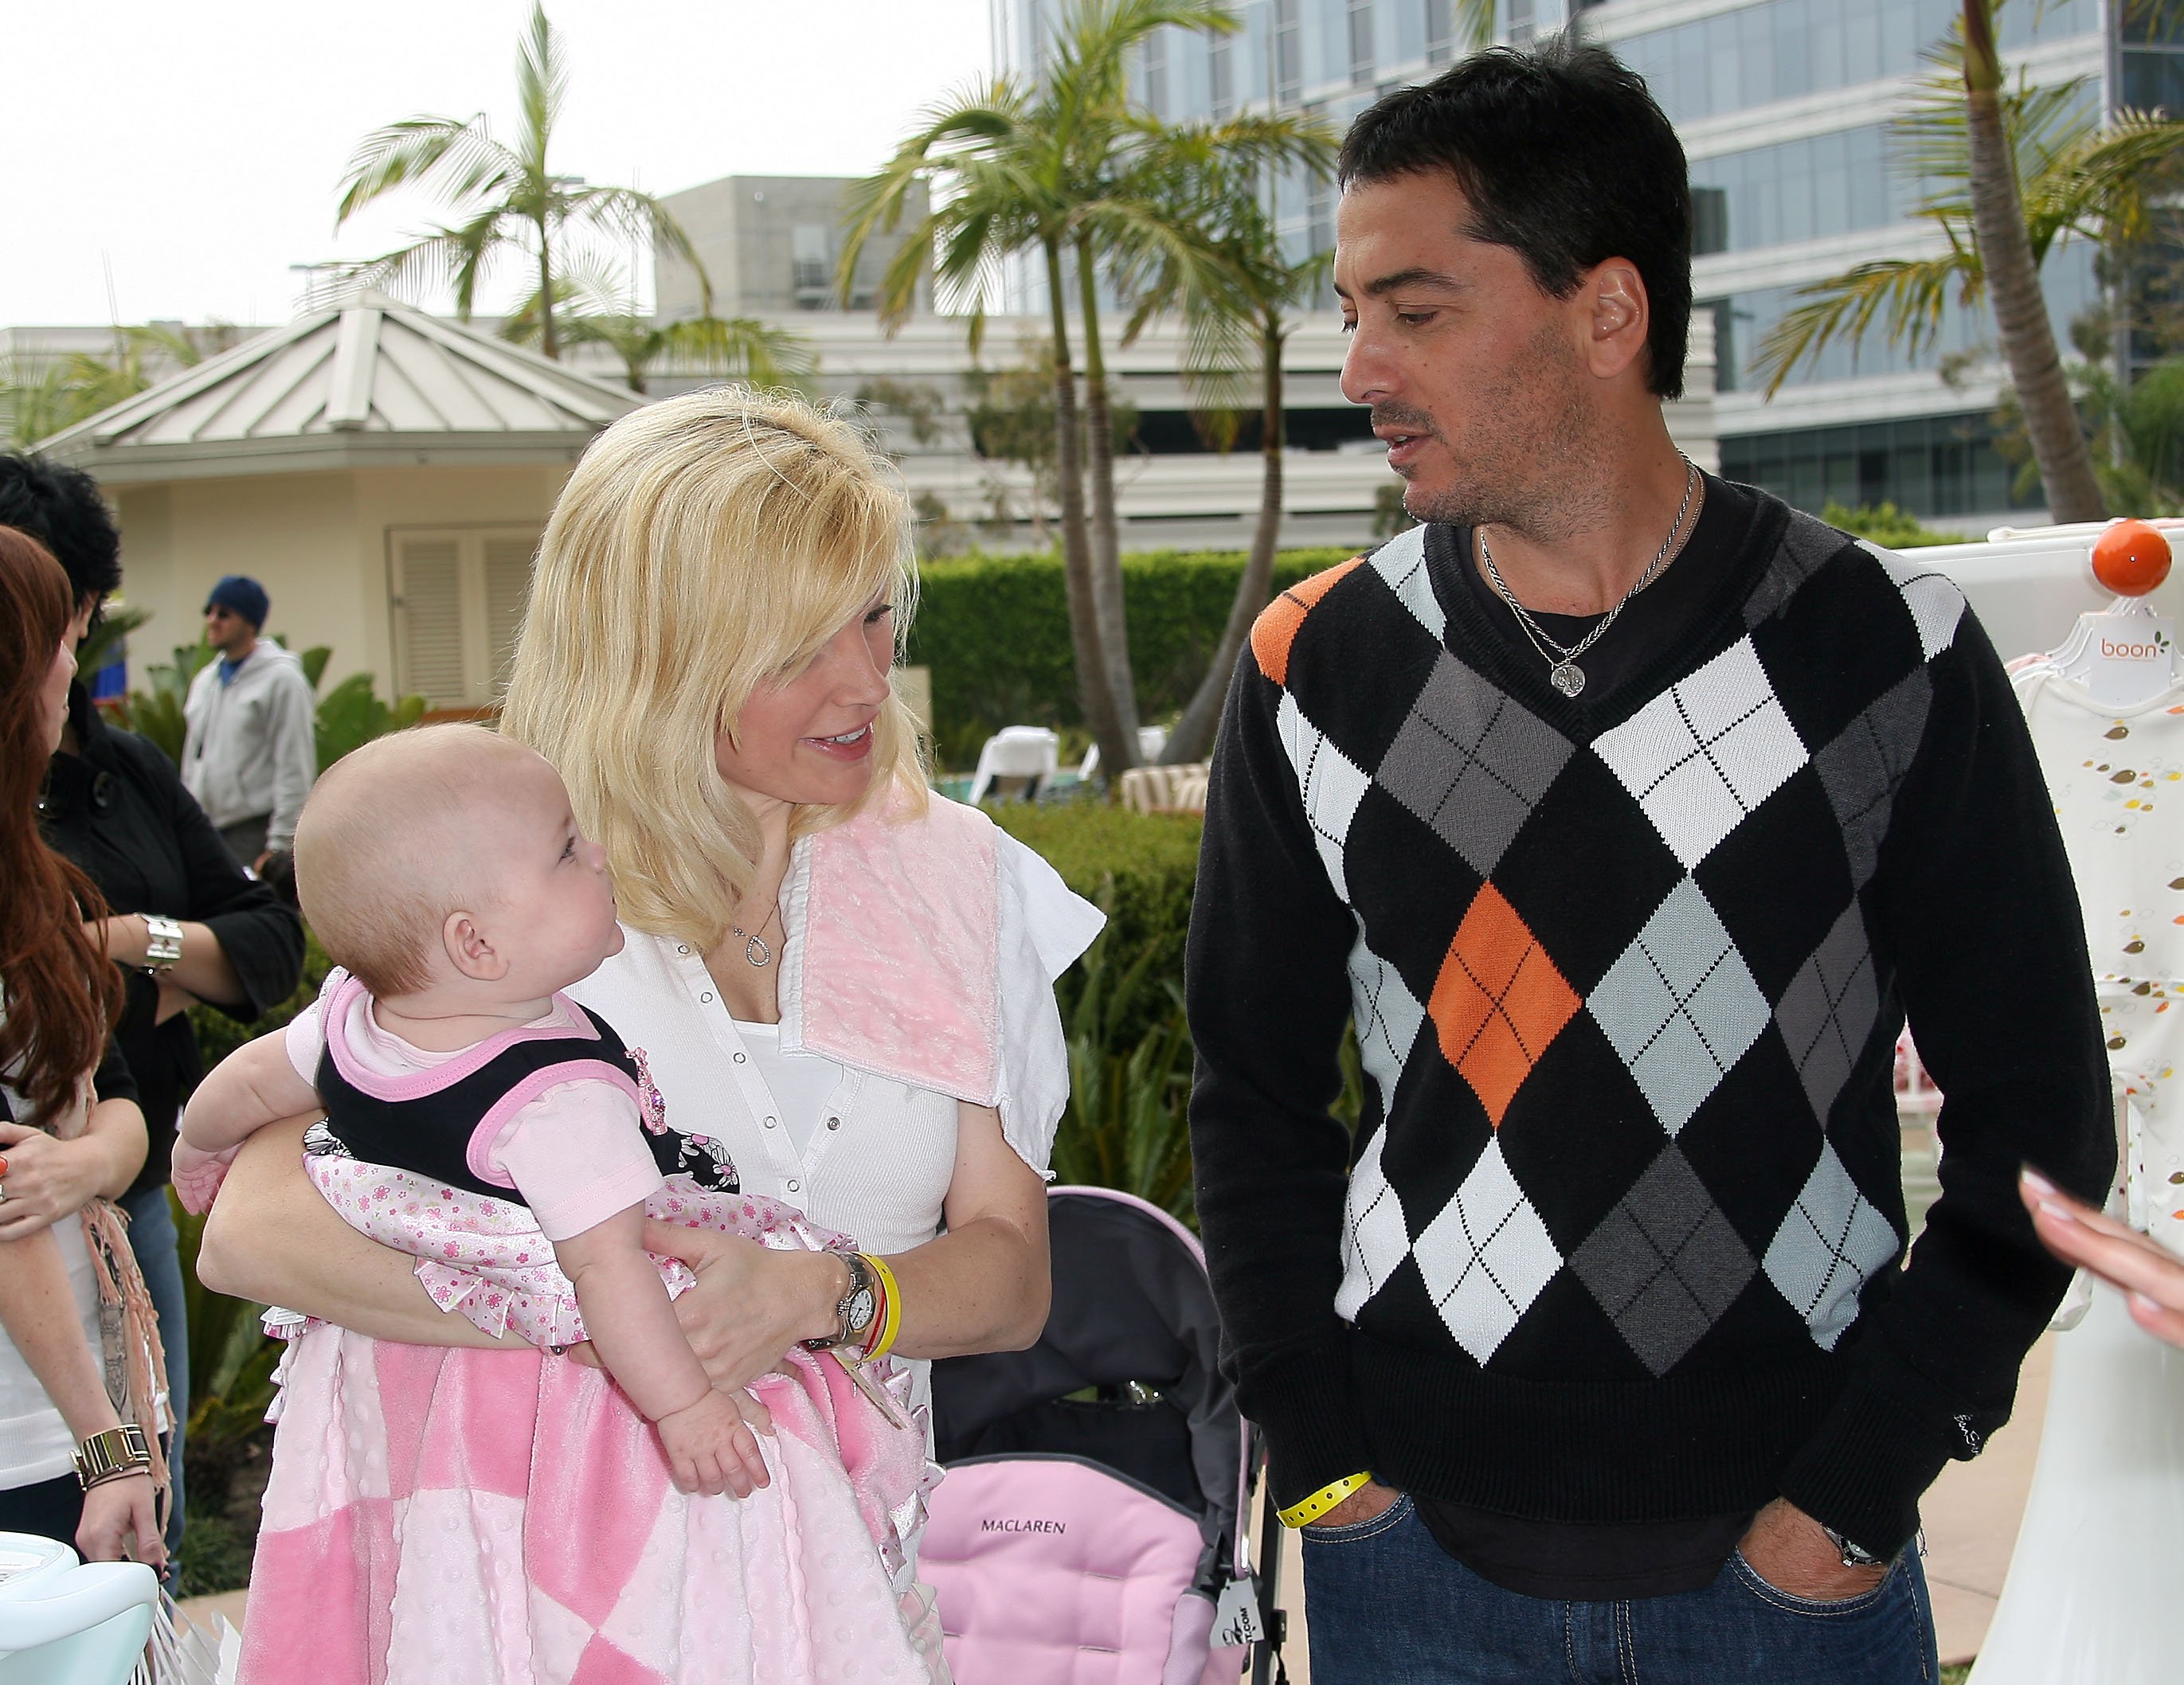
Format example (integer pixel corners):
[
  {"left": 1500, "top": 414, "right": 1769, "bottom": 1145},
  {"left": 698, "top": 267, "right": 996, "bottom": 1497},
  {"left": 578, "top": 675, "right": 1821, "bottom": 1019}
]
[{"left": 846, "top": 1286, "right": 877, "bottom": 1332}]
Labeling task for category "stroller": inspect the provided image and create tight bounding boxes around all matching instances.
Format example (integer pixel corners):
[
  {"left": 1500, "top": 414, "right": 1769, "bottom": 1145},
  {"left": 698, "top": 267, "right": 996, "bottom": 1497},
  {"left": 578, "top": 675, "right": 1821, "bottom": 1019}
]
[{"left": 921, "top": 1186, "right": 1288, "bottom": 1683}]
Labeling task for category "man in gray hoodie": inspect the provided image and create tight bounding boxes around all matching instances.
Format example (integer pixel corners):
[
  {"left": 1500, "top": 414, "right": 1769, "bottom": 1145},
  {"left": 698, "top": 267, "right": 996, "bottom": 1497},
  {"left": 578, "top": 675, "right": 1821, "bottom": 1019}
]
[{"left": 182, "top": 575, "right": 317, "bottom": 870}]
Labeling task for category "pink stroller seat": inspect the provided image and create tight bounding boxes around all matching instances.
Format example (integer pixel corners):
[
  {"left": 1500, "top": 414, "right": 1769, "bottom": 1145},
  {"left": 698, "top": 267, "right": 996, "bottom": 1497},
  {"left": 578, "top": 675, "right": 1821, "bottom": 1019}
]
[
  {"left": 922, "top": 1188, "right": 1268, "bottom": 1685},
  {"left": 919, "top": 1454, "right": 1218, "bottom": 1683}
]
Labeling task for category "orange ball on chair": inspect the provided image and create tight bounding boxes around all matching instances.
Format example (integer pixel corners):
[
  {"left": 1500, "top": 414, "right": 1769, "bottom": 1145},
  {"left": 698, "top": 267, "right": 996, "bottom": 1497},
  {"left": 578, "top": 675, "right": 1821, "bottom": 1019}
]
[{"left": 2092, "top": 519, "right": 2173, "bottom": 597}]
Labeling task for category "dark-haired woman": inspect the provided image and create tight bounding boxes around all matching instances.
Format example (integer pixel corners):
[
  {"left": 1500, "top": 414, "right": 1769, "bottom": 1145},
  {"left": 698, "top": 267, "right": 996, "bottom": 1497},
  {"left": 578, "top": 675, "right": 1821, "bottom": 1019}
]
[
  {"left": 0, "top": 526, "right": 168, "bottom": 1568},
  {"left": 3, "top": 451, "right": 306, "bottom": 1562}
]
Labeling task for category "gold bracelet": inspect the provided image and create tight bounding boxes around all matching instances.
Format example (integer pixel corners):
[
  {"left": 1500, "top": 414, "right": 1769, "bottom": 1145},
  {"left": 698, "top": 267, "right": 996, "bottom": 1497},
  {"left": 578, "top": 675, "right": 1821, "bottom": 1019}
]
[
  {"left": 72, "top": 1423, "right": 151, "bottom": 1491},
  {"left": 1276, "top": 1471, "right": 1374, "bottom": 1529},
  {"left": 862, "top": 1252, "right": 902, "bottom": 1361}
]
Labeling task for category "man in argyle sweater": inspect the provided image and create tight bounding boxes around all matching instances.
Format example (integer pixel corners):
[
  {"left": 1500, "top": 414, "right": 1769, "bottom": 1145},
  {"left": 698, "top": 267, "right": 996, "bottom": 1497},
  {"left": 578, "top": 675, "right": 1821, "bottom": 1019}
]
[{"left": 1187, "top": 37, "right": 2112, "bottom": 1684}]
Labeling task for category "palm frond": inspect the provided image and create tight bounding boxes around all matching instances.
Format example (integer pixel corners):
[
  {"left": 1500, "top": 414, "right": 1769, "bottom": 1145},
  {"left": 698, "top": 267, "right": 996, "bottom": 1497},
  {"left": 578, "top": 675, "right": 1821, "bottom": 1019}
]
[
  {"left": 657, "top": 316, "right": 818, "bottom": 385},
  {"left": 514, "top": 0, "right": 569, "bottom": 179},
  {"left": 1753, "top": 245, "right": 1975, "bottom": 397},
  {"left": 335, "top": 116, "right": 515, "bottom": 227}
]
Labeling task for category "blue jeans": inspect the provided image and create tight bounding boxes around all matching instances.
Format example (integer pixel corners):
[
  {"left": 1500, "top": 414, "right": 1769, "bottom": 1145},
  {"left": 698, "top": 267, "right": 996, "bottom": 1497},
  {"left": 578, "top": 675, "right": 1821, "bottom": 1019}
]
[
  {"left": 119, "top": 1183, "right": 187, "bottom": 1566},
  {"left": 1301, "top": 1495, "right": 1938, "bottom": 1684}
]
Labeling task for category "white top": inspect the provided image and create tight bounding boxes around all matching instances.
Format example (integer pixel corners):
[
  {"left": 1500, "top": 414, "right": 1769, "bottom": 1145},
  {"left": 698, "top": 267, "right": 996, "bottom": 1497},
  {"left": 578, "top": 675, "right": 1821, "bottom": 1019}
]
[
  {"left": 2015, "top": 665, "right": 2184, "bottom": 1257},
  {"left": 730, "top": 1022, "right": 845, "bottom": 1160},
  {"left": 0, "top": 1066, "right": 101, "bottom": 1491},
  {"left": 566, "top": 826, "right": 1099, "bottom": 1415},
  {"left": 284, "top": 983, "right": 664, "bottom": 1241}
]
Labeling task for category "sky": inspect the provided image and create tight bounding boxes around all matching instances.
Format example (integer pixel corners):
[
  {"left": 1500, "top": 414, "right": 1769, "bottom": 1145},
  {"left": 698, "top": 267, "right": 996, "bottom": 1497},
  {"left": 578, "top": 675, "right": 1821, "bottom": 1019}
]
[{"left": 1, "top": 0, "right": 992, "bottom": 328}]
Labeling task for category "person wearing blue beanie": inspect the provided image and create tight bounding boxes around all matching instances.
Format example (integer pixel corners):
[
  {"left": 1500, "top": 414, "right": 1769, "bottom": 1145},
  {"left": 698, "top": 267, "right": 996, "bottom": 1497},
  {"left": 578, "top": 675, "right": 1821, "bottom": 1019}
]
[
  {"left": 202, "top": 574, "right": 269, "bottom": 631},
  {"left": 182, "top": 574, "right": 316, "bottom": 868}
]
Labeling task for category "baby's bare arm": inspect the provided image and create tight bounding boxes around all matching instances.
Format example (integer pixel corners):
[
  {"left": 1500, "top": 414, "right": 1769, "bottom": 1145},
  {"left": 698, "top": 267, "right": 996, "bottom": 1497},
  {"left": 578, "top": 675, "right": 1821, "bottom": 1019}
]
[
  {"left": 182, "top": 1030, "right": 321, "bottom": 1153},
  {"left": 554, "top": 1204, "right": 714, "bottom": 1422}
]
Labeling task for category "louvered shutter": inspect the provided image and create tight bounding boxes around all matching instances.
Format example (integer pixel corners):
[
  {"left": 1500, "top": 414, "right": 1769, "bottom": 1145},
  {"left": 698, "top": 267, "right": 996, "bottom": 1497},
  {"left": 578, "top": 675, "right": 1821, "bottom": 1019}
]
[
  {"left": 394, "top": 538, "right": 466, "bottom": 706},
  {"left": 483, "top": 537, "right": 536, "bottom": 697}
]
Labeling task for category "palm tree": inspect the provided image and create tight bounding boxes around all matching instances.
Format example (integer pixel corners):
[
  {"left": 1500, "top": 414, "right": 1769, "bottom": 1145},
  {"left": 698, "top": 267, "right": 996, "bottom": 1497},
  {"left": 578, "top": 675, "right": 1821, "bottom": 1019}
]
[
  {"left": 1759, "top": 3, "right": 2184, "bottom": 523},
  {"left": 500, "top": 261, "right": 815, "bottom": 394},
  {"left": 3, "top": 325, "right": 225, "bottom": 447},
  {"left": 843, "top": 0, "right": 1327, "bottom": 775},
  {"left": 1118, "top": 143, "right": 1337, "bottom": 765},
  {"left": 333, "top": 2, "right": 705, "bottom": 362}
]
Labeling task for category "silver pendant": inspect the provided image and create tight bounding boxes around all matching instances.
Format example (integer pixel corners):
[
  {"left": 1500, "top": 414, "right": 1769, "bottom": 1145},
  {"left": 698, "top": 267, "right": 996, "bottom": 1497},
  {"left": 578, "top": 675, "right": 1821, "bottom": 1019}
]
[
  {"left": 744, "top": 933, "right": 772, "bottom": 967},
  {"left": 1549, "top": 663, "right": 1587, "bottom": 698}
]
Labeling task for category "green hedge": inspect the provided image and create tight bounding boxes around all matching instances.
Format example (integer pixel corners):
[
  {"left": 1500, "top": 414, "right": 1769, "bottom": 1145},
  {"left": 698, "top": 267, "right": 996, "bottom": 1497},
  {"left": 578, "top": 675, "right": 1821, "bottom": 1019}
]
[
  {"left": 907, "top": 545, "right": 1360, "bottom": 767},
  {"left": 990, "top": 800, "right": 1202, "bottom": 1043}
]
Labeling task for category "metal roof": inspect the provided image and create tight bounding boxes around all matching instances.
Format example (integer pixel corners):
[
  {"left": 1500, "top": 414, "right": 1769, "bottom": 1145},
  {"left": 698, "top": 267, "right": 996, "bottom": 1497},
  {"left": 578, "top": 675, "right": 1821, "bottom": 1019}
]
[{"left": 37, "top": 290, "right": 642, "bottom": 483}]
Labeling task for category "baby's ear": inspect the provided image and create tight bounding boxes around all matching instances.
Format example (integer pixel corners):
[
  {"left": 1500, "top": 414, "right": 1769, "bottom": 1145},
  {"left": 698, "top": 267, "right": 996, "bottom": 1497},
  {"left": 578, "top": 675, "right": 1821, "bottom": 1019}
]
[{"left": 443, "top": 909, "right": 507, "bottom": 983}]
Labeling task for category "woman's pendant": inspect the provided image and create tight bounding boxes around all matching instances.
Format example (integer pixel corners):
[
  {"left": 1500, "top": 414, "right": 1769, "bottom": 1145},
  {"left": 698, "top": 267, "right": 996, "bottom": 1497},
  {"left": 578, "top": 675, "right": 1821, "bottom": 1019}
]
[
  {"left": 743, "top": 932, "right": 772, "bottom": 968},
  {"left": 1549, "top": 662, "right": 1587, "bottom": 698}
]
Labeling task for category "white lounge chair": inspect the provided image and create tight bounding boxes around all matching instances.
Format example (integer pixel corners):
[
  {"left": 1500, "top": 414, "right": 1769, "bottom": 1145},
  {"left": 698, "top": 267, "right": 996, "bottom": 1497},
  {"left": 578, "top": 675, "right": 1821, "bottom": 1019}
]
[{"left": 966, "top": 726, "right": 1060, "bottom": 804}]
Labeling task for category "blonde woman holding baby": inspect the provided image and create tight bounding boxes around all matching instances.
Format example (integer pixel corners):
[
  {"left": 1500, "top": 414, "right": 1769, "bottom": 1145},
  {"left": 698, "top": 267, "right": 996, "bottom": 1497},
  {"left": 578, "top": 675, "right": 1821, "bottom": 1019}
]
[{"left": 194, "top": 389, "right": 1102, "bottom": 1683}]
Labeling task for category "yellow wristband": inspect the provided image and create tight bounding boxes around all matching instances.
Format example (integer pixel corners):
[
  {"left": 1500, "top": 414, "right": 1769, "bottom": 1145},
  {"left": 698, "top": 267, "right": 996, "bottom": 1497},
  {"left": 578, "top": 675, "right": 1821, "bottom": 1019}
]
[
  {"left": 862, "top": 1252, "right": 902, "bottom": 1361},
  {"left": 1276, "top": 1471, "right": 1374, "bottom": 1529}
]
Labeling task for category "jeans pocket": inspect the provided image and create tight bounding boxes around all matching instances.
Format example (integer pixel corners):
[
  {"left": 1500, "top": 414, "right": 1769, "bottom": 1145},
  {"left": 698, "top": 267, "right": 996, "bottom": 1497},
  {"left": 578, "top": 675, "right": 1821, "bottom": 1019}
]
[
  {"left": 1729, "top": 1547, "right": 1900, "bottom": 1617},
  {"left": 1301, "top": 1493, "right": 1414, "bottom": 1545}
]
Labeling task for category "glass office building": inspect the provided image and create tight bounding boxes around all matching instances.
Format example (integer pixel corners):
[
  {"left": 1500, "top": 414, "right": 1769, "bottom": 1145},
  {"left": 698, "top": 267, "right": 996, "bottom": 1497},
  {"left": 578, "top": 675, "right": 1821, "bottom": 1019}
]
[{"left": 994, "top": 0, "right": 2175, "bottom": 526}]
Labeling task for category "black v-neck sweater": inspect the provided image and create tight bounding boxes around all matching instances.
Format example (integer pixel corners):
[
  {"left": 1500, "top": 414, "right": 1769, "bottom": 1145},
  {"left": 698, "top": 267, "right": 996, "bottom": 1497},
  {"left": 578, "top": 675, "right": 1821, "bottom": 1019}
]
[{"left": 1186, "top": 485, "right": 2112, "bottom": 1565}]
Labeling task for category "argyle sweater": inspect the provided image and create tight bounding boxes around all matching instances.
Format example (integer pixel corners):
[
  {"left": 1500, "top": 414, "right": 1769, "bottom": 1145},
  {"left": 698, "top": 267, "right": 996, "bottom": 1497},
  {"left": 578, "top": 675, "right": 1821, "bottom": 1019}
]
[{"left": 1186, "top": 500, "right": 2114, "bottom": 1558}]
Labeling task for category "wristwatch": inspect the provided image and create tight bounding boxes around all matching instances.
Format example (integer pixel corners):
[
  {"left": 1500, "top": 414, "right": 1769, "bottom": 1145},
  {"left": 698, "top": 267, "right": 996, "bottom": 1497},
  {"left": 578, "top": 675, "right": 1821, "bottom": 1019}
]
[
  {"left": 804, "top": 1253, "right": 878, "bottom": 1352},
  {"left": 141, "top": 914, "right": 184, "bottom": 974},
  {"left": 73, "top": 1422, "right": 151, "bottom": 1491},
  {"left": 1819, "top": 1523, "right": 1884, "bottom": 1569}
]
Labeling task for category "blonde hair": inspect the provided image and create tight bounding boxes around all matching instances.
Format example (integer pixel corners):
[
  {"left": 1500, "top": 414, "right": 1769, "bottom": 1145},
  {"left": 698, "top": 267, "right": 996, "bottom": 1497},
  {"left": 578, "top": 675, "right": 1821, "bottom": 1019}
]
[
  {"left": 295, "top": 724, "right": 542, "bottom": 996},
  {"left": 500, "top": 385, "right": 926, "bottom": 952}
]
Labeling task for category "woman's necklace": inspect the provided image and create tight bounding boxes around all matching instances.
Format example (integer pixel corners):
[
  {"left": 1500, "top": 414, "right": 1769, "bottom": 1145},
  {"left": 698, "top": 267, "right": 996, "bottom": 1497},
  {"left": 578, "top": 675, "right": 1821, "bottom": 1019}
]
[
  {"left": 1478, "top": 455, "right": 1700, "bottom": 700},
  {"left": 730, "top": 898, "right": 781, "bottom": 968}
]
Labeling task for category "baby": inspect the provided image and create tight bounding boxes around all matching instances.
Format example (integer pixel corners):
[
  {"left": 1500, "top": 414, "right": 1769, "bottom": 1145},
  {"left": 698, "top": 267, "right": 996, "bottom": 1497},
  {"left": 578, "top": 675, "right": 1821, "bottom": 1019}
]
[{"left": 177, "top": 724, "right": 774, "bottom": 1495}]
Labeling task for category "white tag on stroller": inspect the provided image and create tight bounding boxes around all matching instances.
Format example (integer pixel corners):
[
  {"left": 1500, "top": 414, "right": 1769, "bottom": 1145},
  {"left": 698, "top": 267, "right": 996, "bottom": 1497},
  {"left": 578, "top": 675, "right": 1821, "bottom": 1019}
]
[{"left": 1211, "top": 1577, "right": 1265, "bottom": 1648}]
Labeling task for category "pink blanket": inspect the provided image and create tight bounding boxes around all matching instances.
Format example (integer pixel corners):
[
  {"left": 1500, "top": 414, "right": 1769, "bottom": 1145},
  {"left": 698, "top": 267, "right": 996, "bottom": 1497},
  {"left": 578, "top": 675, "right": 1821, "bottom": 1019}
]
[{"left": 241, "top": 1163, "right": 945, "bottom": 1685}]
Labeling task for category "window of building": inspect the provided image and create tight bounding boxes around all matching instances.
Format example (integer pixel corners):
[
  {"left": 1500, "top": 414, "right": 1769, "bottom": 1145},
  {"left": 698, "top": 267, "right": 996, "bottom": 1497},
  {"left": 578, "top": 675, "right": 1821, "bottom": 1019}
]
[
  {"left": 793, "top": 223, "right": 831, "bottom": 309},
  {"left": 1425, "top": 0, "right": 1457, "bottom": 65},
  {"left": 1721, "top": 412, "right": 2038, "bottom": 518},
  {"left": 1504, "top": 0, "right": 1537, "bottom": 49},
  {"left": 1145, "top": 25, "right": 1171, "bottom": 115},
  {"left": 1689, "top": 123, "right": 1931, "bottom": 256},
  {"left": 1348, "top": 0, "right": 1376, "bottom": 85},
  {"left": 1275, "top": 0, "right": 1303, "bottom": 102},
  {"left": 389, "top": 528, "right": 541, "bottom": 708},
  {"left": 1616, "top": 0, "right": 2100, "bottom": 127},
  {"left": 1209, "top": 29, "right": 1235, "bottom": 117}
]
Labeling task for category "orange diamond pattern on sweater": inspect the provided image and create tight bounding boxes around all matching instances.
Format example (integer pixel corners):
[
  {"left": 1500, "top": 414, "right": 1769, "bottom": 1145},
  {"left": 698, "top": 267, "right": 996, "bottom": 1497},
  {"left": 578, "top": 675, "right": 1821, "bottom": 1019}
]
[
  {"left": 1251, "top": 557, "right": 1364, "bottom": 686},
  {"left": 1430, "top": 884, "right": 1581, "bottom": 1126}
]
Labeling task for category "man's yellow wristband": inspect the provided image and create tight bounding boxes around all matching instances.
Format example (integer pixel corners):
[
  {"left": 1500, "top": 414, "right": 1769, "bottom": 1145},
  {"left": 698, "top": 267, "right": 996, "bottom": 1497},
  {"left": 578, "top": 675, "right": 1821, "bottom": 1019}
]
[{"left": 1276, "top": 1472, "right": 1374, "bottom": 1529}]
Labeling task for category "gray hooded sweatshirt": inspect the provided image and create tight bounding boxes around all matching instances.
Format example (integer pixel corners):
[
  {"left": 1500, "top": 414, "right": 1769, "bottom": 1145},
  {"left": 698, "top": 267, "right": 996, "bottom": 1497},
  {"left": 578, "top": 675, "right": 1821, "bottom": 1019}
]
[{"left": 181, "top": 641, "right": 318, "bottom": 851}]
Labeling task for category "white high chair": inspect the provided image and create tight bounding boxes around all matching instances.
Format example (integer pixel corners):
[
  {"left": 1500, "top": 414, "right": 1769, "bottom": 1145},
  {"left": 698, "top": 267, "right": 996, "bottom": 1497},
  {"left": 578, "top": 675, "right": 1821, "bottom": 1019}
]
[{"left": 0, "top": 1532, "right": 157, "bottom": 1685}]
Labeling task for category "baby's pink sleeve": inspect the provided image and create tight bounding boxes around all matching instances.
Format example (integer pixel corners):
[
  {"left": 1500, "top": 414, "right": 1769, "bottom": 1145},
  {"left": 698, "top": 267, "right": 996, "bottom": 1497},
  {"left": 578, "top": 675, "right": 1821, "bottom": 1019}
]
[
  {"left": 490, "top": 1081, "right": 666, "bottom": 1242},
  {"left": 284, "top": 1000, "right": 324, "bottom": 1085}
]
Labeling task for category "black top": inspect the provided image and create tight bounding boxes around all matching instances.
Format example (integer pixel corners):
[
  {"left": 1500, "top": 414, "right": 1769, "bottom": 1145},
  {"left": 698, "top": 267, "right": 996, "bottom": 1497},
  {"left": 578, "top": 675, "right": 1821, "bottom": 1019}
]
[
  {"left": 1450, "top": 475, "right": 1763, "bottom": 707},
  {"left": 41, "top": 682, "right": 304, "bottom": 1198},
  {"left": 317, "top": 982, "right": 739, "bottom": 1199},
  {"left": 1423, "top": 477, "right": 1765, "bottom": 1596},
  {"left": 1187, "top": 488, "right": 2113, "bottom": 1569}
]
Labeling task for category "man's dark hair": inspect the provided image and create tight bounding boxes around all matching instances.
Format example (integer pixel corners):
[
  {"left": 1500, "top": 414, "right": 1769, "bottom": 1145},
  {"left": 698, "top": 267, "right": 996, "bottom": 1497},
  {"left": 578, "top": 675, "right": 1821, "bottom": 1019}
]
[
  {"left": 1338, "top": 33, "right": 1693, "bottom": 400},
  {"left": 0, "top": 453, "right": 122, "bottom": 616}
]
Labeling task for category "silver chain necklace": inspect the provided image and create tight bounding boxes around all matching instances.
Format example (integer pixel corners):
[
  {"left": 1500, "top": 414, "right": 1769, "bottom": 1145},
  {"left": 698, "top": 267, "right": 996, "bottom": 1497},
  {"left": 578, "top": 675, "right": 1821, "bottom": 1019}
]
[
  {"left": 730, "top": 899, "right": 781, "bottom": 968},
  {"left": 1478, "top": 455, "right": 1700, "bottom": 699}
]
